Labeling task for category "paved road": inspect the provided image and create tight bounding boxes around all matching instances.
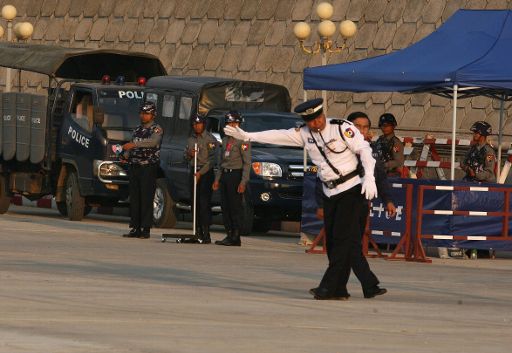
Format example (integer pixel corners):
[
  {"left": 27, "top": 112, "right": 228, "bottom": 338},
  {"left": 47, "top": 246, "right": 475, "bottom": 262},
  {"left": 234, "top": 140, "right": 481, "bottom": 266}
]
[{"left": 1, "top": 206, "right": 511, "bottom": 353}]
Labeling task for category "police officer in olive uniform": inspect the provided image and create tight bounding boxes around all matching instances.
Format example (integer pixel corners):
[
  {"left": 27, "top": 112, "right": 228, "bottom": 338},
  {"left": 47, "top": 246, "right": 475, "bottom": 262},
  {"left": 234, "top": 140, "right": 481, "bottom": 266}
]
[
  {"left": 374, "top": 113, "right": 404, "bottom": 176},
  {"left": 225, "top": 98, "right": 386, "bottom": 300},
  {"left": 461, "top": 121, "right": 496, "bottom": 183},
  {"left": 185, "top": 114, "right": 218, "bottom": 243},
  {"left": 213, "top": 111, "right": 251, "bottom": 247},
  {"left": 122, "top": 102, "right": 163, "bottom": 239}
]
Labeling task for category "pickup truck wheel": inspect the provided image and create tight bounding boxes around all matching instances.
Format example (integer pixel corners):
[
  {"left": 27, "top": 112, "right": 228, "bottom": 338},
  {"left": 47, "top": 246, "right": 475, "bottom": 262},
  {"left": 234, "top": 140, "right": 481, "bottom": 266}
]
[
  {"left": 153, "top": 178, "right": 177, "bottom": 228},
  {"left": 239, "top": 198, "right": 254, "bottom": 235},
  {"left": 65, "top": 171, "right": 85, "bottom": 221},
  {"left": 0, "top": 175, "right": 10, "bottom": 214},
  {"left": 57, "top": 202, "right": 91, "bottom": 217}
]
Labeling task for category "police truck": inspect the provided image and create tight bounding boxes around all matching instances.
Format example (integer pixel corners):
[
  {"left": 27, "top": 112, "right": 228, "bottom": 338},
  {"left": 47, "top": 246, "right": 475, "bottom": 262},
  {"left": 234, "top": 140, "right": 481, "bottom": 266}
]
[{"left": 0, "top": 43, "right": 166, "bottom": 220}]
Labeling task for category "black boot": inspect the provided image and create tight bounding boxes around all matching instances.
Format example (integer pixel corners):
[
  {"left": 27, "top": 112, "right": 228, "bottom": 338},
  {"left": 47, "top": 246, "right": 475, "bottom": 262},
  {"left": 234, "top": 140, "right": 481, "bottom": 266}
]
[
  {"left": 123, "top": 228, "right": 140, "bottom": 238},
  {"left": 200, "top": 225, "right": 211, "bottom": 244},
  {"left": 223, "top": 229, "right": 241, "bottom": 246},
  {"left": 138, "top": 227, "right": 150, "bottom": 239},
  {"left": 215, "top": 229, "right": 232, "bottom": 245}
]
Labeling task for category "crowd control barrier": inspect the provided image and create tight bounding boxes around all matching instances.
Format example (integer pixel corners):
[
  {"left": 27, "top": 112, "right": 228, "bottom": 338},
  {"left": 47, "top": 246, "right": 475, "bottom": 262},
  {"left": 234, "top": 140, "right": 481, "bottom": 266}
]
[
  {"left": 301, "top": 175, "right": 512, "bottom": 261},
  {"left": 416, "top": 184, "right": 512, "bottom": 249}
]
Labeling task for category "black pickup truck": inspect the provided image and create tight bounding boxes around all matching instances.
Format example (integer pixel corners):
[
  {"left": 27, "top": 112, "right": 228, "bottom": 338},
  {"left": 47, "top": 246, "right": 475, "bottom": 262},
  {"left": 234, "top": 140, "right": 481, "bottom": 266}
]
[{"left": 144, "top": 76, "right": 310, "bottom": 234}]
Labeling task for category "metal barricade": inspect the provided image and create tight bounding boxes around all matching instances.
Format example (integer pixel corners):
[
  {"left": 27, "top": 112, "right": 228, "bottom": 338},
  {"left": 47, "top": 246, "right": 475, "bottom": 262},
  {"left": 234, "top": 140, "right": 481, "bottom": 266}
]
[{"left": 416, "top": 184, "right": 512, "bottom": 242}]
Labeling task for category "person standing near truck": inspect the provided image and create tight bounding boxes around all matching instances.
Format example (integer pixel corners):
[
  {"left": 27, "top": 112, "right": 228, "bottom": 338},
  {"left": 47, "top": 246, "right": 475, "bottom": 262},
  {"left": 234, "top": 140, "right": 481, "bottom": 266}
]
[
  {"left": 122, "top": 102, "right": 163, "bottom": 239},
  {"left": 213, "top": 111, "right": 251, "bottom": 247},
  {"left": 185, "top": 114, "right": 218, "bottom": 244}
]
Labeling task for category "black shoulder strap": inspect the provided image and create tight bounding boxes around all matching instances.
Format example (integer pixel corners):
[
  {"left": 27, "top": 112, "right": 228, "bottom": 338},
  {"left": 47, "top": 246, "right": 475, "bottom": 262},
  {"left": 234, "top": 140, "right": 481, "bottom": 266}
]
[{"left": 309, "top": 130, "right": 341, "bottom": 176}]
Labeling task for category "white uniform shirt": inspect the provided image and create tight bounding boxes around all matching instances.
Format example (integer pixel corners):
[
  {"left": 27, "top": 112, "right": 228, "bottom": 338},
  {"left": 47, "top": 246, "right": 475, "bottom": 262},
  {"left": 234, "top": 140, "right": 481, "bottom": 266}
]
[{"left": 246, "top": 119, "right": 375, "bottom": 197}]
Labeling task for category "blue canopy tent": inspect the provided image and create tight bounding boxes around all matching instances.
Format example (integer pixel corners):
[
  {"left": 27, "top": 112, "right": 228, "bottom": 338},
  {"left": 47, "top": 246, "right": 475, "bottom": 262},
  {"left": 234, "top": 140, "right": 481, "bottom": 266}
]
[{"left": 303, "top": 9, "right": 512, "bottom": 180}]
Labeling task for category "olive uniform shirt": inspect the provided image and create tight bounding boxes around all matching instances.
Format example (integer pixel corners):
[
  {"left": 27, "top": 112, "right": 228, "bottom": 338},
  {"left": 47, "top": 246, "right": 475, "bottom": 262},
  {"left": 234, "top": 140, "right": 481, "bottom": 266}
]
[
  {"left": 462, "top": 143, "right": 496, "bottom": 182},
  {"left": 185, "top": 130, "right": 218, "bottom": 174},
  {"left": 215, "top": 136, "right": 251, "bottom": 185},
  {"left": 375, "top": 134, "right": 404, "bottom": 175}
]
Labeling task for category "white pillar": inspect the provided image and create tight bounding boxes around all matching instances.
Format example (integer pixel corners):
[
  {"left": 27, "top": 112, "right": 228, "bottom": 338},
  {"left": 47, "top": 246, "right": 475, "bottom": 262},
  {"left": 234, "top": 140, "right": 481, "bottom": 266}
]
[{"left": 450, "top": 84, "right": 458, "bottom": 180}]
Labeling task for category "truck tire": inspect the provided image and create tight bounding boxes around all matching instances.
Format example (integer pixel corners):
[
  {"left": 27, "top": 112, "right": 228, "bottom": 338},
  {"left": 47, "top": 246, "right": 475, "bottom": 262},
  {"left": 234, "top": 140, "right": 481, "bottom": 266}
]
[
  {"left": 0, "top": 175, "right": 10, "bottom": 214},
  {"left": 57, "top": 202, "right": 91, "bottom": 217},
  {"left": 153, "top": 178, "right": 177, "bottom": 228},
  {"left": 65, "top": 171, "right": 85, "bottom": 221},
  {"left": 239, "top": 197, "right": 254, "bottom": 235}
]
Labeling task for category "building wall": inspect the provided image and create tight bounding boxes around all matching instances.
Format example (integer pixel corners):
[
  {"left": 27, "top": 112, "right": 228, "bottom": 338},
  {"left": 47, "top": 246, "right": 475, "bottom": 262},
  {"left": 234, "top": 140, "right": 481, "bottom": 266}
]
[{"left": 3, "top": 0, "right": 512, "bottom": 139}]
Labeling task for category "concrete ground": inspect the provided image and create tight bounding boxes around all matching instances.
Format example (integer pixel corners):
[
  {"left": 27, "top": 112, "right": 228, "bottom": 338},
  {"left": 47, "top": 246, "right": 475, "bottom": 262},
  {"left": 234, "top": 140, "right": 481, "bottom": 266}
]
[{"left": 0, "top": 205, "right": 511, "bottom": 353}]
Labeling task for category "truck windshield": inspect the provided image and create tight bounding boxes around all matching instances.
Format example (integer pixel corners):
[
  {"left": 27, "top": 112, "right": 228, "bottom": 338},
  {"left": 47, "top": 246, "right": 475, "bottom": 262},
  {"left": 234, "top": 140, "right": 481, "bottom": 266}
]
[
  {"left": 243, "top": 114, "right": 300, "bottom": 132},
  {"left": 98, "top": 89, "right": 144, "bottom": 130}
]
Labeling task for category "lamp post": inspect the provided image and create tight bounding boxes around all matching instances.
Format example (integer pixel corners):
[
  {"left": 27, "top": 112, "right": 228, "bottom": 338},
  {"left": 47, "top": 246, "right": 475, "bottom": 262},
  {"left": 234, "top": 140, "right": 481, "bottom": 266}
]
[
  {"left": 293, "top": 2, "right": 357, "bottom": 114},
  {"left": 0, "top": 4, "right": 34, "bottom": 92}
]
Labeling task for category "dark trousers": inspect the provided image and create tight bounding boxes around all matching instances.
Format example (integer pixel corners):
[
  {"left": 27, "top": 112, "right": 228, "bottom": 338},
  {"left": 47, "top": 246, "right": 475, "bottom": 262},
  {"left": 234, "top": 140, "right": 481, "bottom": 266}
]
[
  {"left": 319, "top": 185, "right": 379, "bottom": 296},
  {"left": 220, "top": 170, "right": 243, "bottom": 232},
  {"left": 129, "top": 163, "right": 157, "bottom": 229},
  {"left": 190, "top": 169, "right": 214, "bottom": 229}
]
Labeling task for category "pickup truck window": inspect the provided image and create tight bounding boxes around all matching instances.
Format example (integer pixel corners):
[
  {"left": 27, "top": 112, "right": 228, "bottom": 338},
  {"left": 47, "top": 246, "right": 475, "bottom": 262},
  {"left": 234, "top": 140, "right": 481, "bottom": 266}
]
[
  {"left": 179, "top": 96, "right": 192, "bottom": 120},
  {"left": 244, "top": 115, "right": 300, "bottom": 132},
  {"left": 162, "top": 95, "right": 176, "bottom": 118},
  {"left": 98, "top": 89, "right": 144, "bottom": 131}
]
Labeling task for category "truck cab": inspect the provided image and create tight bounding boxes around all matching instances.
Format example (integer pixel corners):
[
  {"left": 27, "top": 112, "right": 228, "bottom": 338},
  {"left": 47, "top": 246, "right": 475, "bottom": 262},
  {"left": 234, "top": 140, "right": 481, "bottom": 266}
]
[
  {"left": 0, "top": 43, "right": 166, "bottom": 219},
  {"left": 144, "top": 76, "right": 311, "bottom": 233}
]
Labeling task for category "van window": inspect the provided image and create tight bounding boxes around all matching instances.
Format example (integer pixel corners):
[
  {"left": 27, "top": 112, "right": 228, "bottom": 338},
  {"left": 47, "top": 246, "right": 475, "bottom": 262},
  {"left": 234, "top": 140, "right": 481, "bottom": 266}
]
[
  {"left": 146, "top": 92, "right": 158, "bottom": 105},
  {"left": 71, "top": 91, "right": 94, "bottom": 132},
  {"left": 162, "top": 95, "right": 176, "bottom": 118},
  {"left": 179, "top": 96, "right": 192, "bottom": 120}
]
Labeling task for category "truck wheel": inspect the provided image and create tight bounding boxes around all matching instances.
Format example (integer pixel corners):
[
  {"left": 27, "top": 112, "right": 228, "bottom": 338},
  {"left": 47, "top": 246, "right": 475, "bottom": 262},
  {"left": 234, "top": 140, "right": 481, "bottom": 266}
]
[
  {"left": 239, "top": 198, "right": 254, "bottom": 235},
  {"left": 153, "top": 178, "right": 177, "bottom": 228},
  {"left": 65, "top": 171, "right": 85, "bottom": 221},
  {"left": 0, "top": 175, "right": 10, "bottom": 214},
  {"left": 56, "top": 203, "right": 91, "bottom": 217}
]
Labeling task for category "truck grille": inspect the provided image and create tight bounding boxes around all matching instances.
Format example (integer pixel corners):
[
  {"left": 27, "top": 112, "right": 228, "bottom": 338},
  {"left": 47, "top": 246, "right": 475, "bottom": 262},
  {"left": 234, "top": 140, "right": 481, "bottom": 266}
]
[{"left": 288, "top": 164, "right": 316, "bottom": 179}]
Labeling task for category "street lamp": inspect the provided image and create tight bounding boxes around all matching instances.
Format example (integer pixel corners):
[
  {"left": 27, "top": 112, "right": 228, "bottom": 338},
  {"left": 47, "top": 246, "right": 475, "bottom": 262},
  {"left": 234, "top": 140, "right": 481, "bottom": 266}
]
[
  {"left": 1, "top": 4, "right": 34, "bottom": 92},
  {"left": 293, "top": 2, "right": 357, "bottom": 113}
]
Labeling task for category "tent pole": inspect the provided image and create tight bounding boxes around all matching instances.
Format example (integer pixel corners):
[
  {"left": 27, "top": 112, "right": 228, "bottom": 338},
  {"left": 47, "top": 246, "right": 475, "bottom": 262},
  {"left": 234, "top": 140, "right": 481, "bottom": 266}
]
[
  {"left": 497, "top": 94, "right": 505, "bottom": 180},
  {"left": 451, "top": 84, "right": 458, "bottom": 180},
  {"left": 303, "top": 90, "right": 308, "bottom": 171}
]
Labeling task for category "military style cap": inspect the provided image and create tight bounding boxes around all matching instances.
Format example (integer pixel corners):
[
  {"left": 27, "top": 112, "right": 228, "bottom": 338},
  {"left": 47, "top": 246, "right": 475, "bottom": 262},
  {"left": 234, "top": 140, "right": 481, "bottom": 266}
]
[
  {"left": 225, "top": 111, "right": 243, "bottom": 123},
  {"left": 192, "top": 113, "right": 206, "bottom": 124},
  {"left": 294, "top": 98, "right": 324, "bottom": 121},
  {"left": 378, "top": 113, "right": 397, "bottom": 127},
  {"left": 470, "top": 121, "right": 492, "bottom": 136},
  {"left": 140, "top": 101, "right": 156, "bottom": 114}
]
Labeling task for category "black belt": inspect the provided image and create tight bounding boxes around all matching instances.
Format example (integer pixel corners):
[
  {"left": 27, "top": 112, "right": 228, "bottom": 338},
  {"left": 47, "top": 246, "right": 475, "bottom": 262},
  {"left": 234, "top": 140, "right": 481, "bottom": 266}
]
[
  {"left": 223, "top": 168, "right": 241, "bottom": 173},
  {"left": 323, "top": 170, "right": 359, "bottom": 189}
]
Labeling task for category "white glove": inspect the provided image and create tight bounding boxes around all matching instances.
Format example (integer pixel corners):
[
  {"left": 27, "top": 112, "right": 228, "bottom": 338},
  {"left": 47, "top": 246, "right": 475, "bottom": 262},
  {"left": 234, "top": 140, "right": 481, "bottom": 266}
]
[
  {"left": 224, "top": 125, "right": 251, "bottom": 141},
  {"left": 361, "top": 176, "right": 378, "bottom": 200}
]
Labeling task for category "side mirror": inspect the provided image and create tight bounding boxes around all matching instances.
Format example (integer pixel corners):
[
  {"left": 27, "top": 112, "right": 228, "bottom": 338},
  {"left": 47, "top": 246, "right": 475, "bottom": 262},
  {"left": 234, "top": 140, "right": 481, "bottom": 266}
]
[{"left": 93, "top": 107, "right": 105, "bottom": 126}]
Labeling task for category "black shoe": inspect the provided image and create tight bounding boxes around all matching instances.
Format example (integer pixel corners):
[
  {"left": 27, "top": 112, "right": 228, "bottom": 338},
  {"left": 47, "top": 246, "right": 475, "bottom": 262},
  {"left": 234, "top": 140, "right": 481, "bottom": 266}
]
[
  {"left": 363, "top": 286, "right": 387, "bottom": 299},
  {"left": 215, "top": 236, "right": 230, "bottom": 245},
  {"left": 123, "top": 228, "right": 140, "bottom": 238},
  {"left": 222, "top": 229, "right": 241, "bottom": 246},
  {"left": 138, "top": 228, "right": 150, "bottom": 239},
  {"left": 309, "top": 287, "right": 350, "bottom": 301}
]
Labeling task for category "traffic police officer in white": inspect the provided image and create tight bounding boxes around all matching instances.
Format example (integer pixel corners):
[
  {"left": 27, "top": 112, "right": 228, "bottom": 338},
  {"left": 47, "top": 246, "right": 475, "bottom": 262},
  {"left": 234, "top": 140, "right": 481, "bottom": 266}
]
[{"left": 225, "top": 98, "right": 387, "bottom": 300}]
